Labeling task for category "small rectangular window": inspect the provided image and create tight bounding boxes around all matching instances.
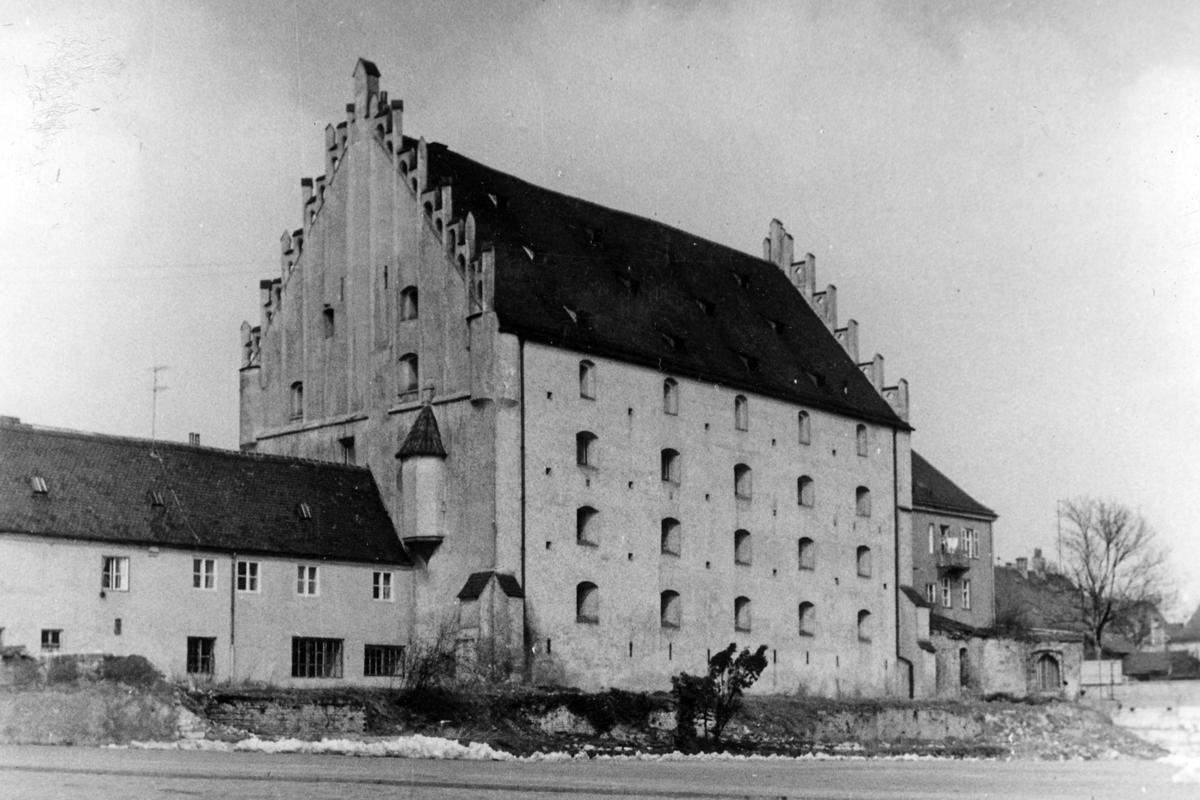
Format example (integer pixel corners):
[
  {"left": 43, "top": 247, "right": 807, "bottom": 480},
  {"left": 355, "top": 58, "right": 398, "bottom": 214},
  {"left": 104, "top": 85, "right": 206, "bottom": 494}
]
[
  {"left": 941, "top": 578, "right": 952, "bottom": 608},
  {"left": 291, "top": 636, "right": 343, "bottom": 678},
  {"left": 30, "top": 476, "right": 49, "bottom": 494},
  {"left": 186, "top": 636, "right": 216, "bottom": 675},
  {"left": 237, "top": 561, "right": 260, "bottom": 593},
  {"left": 192, "top": 558, "right": 216, "bottom": 590},
  {"left": 297, "top": 565, "right": 319, "bottom": 596},
  {"left": 41, "top": 629, "right": 62, "bottom": 652},
  {"left": 372, "top": 571, "right": 393, "bottom": 601},
  {"left": 102, "top": 556, "right": 129, "bottom": 592},
  {"left": 364, "top": 644, "right": 405, "bottom": 677},
  {"left": 962, "top": 579, "right": 972, "bottom": 610}
]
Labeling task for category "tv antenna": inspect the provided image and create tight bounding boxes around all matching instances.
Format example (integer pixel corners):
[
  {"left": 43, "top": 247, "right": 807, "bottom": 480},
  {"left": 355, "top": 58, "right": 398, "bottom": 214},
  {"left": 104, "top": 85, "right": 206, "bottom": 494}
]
[{"left": 150, "top": 366, "right": 170, "bottom": 442}]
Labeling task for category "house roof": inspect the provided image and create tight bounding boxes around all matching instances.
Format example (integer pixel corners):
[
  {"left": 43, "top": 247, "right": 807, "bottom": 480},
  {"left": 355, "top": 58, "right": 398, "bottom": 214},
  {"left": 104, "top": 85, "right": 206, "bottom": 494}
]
[
  {"left": 911, "top": 451, "right": 996, "bottom": 520},
  {"left": 899, "top": 584, "right": 932, "bottom": 609},
  {"left": 396, "top": 404, "right": 447, "bottom": 459},
  {"left": 0, "top": 420, "right": 408, "bottom": 565},
  {"left": 457, "top": 570, "right": 525, "bottom": 600},
  {"left": 420, "top": 142, "right": 908, "bottom": 430},
  {"left": 993, "top": 564, "right": 1084, "bottom": 634},
  {"left": 1123, "top": 651, "right": 1200, "bottom": 680}
]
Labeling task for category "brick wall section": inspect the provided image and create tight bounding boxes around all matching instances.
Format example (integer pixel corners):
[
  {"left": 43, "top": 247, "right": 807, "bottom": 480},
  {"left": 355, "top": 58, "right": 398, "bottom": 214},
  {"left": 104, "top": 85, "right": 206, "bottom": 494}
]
[{"left": 204, "top": 694, "right": 365, "bottom": 737}]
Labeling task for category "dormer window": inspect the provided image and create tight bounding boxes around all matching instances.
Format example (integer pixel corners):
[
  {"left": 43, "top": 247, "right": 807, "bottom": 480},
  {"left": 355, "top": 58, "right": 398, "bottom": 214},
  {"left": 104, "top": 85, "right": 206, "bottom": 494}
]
[
  {"left": 297, "top": 502, "right": 312, "bottom": 520},
  {"left": 696, "top": 299, "right": 715, "bottom": 316},
  {"left": 617, "top": 275, "right": 640, "bottom": 296},
  {"left": 30, "top": 476, "right": 48, "bottom": 495},
  {"left": 733, "top": 272, "right": 750, "bottom": 288},
  {"left": 736, "top": 353, "right": 758, "bottom": 372},
  {"left": 148, "top": 490, "right": 166, "bottom": 507}
]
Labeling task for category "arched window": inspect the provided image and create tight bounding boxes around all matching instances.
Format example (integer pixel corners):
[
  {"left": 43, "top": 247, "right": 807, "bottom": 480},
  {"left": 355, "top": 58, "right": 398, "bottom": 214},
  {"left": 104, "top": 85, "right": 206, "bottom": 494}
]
[
  {"left": 1035, "top": 653, "right": 1061, "bottom": 691},
  {"left": 579, "top": 360, "right": 596, "bottom": 399},
  {"left": 856, "top": 545, "right": 872, "bottom": 578},
  {"left": 856, "top": 424, "right": 868, "bottom": 457},
  {"left": 399, "top": 286, "right": 419, "bottom": 320},
  {"left": 398, "top": 353, "right": 419, "bottom": 396},
  {"left": 855, "top": 486, "right": 871, "bottom": 517},
  {"left": 576, "top": 582, "right": 599, "bottom": 623},
  {"left": 857, "top": 609, "right": 872, "bottom": 642},
  {"left": 660, "top": 590, "right": 681, "bottom": 629},
  {"left": 734, "top": 529, "right": 752, "bottom": 565},
  {"left": 663, "top": 378, "right": 679, "bottom": 415},
  {"left": 798, "top": 602, "right": 816, "bottom": 637},
  {"left": 661, "top": 448, "right": 680, "bottom": 484},
  {"left": 734, "top": 463, "right": 752, "bottom": 499},
  {"left": 797, "top": 475, "right": 814, "bottom": 507},
  {"left": 797, "top": 537, "right": 815, "bottom": 570},
  {"left": 576, "top": 431, "right": 598, "bottom": 467},
  {"left": 735, "top": 596, "right": 752, "bottom": 632},
  {"left": 734, "top": 394, "right": 749, "bottom": 431},
  {"left": 661, "top": 518, "right": 681, "bottom": 556},
  {"left": 289, "top": 381, "right": 304, "bottom": 420},
  {"left": 798, "top": 410, "right": 811, "bottom": 445},
  {"left": 576, "top": 506, "right": 599, "bottom": 546}
]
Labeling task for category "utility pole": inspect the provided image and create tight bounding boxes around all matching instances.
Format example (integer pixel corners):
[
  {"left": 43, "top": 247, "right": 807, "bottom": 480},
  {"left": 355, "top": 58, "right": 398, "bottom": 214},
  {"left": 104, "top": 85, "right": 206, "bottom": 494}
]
[{"left": 151, "top": 366, "right": 170, "bottom": 443}]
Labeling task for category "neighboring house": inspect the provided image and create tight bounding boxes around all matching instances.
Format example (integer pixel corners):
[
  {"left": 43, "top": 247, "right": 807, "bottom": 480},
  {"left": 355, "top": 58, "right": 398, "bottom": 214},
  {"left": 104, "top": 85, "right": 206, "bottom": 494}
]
[
  {"left": 0, "top": 416, "right": 409, "bottom": 686},
  {"left": 1122, "top": 650, "right": 1200, "bottom": 682},
  {"left": 238, "top": 60, "right": 928, "bottom": 696},
  {"left": 1166, "top": 602, "right": 1200, "bottom": 659},
  {"left": 910, "top": 451, "right": 997, "bottom": 630},
  {"left": 993, "top": 551, "right": 1084, "bottom": 636}
]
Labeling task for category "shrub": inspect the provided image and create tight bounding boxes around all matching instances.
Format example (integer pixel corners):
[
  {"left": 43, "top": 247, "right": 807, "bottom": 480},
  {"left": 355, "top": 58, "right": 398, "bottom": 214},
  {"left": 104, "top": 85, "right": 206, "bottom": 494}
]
[{"left": 671, "top": 642, "right": 768, "bottom": 750}]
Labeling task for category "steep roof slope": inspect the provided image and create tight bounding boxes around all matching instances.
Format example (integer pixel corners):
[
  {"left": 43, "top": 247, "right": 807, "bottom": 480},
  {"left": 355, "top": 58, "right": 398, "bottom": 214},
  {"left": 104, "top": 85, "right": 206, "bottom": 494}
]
[
  {"left": 911, "top": 450, "right": 996, "bottom": 519},
  {"left": 0, "top": 420, "right": 407, "bottom": 565},
  {"left": 424, "top": 144, "right": 907, "bottom": 429}
]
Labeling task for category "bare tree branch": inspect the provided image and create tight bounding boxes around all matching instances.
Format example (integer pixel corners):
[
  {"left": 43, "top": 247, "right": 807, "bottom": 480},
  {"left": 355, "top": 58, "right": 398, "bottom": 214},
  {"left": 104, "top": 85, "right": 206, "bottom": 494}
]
[{"left": 1058, "top": 498, "right": 1173, "bottom": 656}]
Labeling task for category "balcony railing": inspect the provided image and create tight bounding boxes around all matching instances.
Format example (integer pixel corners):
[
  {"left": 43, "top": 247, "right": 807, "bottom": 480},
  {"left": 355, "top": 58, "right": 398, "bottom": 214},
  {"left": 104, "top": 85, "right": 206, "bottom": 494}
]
[{"left": 936, "top": 549, "right": 971, "bottom": 574}]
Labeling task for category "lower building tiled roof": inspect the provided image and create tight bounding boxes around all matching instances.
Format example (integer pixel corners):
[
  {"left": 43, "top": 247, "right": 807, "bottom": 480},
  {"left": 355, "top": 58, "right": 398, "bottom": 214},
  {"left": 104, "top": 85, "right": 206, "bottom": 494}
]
[
  {"left": 912, "top": 451, "right": 997, "bottom": 519},
  {"left": 0, "top": 420, "right": 408, "bottom": 565}
]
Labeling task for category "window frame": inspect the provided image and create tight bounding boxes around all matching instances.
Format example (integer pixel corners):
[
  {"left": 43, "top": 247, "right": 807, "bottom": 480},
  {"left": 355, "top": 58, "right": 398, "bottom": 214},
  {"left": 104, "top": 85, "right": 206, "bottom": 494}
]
[
  {"left": 576, "top": 506, "right": 600, "bottom": 547},
  {"left": 734, "top": 394, "right": 749, "bottom": 431},
  {"left": 186, "top": 636, "right": 216, "bottom": 675},
  {"left": 734, "top": 529, "right": 752, "bottom": 566},
  {"left": 797, "top": 475, "right": 814, "bottom": 507},
  {"left": 798, "top": 410, "right": 811, "bottom": 445},
  {"left": 576, "top": 431, "right": 598, "bottom": 468},
  {"left": 364, "top": 644, "right": 405, "bottom": 677},
  {"left": 855, "top": 486, "right": 871, "bottom": 517},
  {"left": 661, "top": 517, "right": 681, "bottom": 556},
  {"left": 660, "top": 448, "right": 681, "bottom": 484},
  {"left": 857, "top": 609, "right": 873, "bottom": 643},
  {"left": 372, "top": 571, "right": 394, "bottom": 601},
  {"left": 236, "top": 561, "right": 260, "bottom": 593},
  {"left": 101, "top": 555, "right": 129, "bottom": 592},
  {"left": 399, "top": 286, "right": 419, "bottom": 321},
  {"left": 798, "top": 601, "right": 816, "bottom": 637},
  {"left": 291, "top": 636, "right": 344, "bottom": 678},
  {"left": 797, "top": 537, "right": 816, "bottom": 570},
  {"left": 856, "top": 545, "right": 872, "bottom": 578},
  {"left": 940, "top": 577, "right": 952, "bottom": 608},
  {"left": 289, "top": 381, "right": 304, "bottom": 420},
  {"left": 734, "top": 596, "right": 752, "bottom": 632},
  {"left": 40, "top": 629, "right": 62, "bottom": 652},
  {"left": 662, "top": 378, "right": 679, "bottom": 415},
  {"left": 297, "top": 564, "right": 320, "bottom": 596},
  {"left": 192, "top": 558, "right": 216, "bottom": 591},
  {"left": 398, "top": 353, "right": 419, "bottom": 397},
  {"left": 962, "top": 579, "right": 972, "bottom": 610},
  {"left": 855, "top": 424, "right": 868, "bottom": 457},
  {"left": 660, "top": 590, "right": 682, "bottom": 629},
  {"left": 575, "top": 581, "right": 599, "bottom": 624},
  {"left": 734, "top": 463, "right": 752, "bottom": 500},
  {"left": 579, "top": 360, "right": 596, "bottom": 399}
]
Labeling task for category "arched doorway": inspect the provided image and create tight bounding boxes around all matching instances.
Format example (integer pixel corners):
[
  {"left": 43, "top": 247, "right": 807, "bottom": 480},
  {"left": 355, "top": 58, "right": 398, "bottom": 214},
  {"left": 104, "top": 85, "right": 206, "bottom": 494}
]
[{"left": 1035, "top": 653, "right": 1061, "bottom": 692}]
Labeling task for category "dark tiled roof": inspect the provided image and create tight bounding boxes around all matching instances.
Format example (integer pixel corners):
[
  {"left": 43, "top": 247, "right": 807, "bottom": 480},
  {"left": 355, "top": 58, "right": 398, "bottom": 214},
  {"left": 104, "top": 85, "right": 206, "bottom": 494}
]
[
  {"left": 0, "top": 421, "right": 407, "bottom": 565},
  {"left": 911, "top": 451, "right": 996, "bottom": 519},
  {"left": 396, "top": 405, "right": 447, "bottom": 459},
  {"left": 899, "top": 584, "right": 932, "bottom": 608},
  {"left": 1123, "top": 651, "right": 1200, "bottom": 679},
  {"left": 355, "top": 57, "right": 380, "bottom": 77},
  {"left": 422, "top": 144, "right": 907, "bottom": 429},
  {"left": 994, "top": 565, "right": 1083, "bottom": 634},
  {"left": 457, "top": 570, "right": 524, "bottom": 600},
  {"left": 930, "top": 613, "right": 986, "bottom": 639}
]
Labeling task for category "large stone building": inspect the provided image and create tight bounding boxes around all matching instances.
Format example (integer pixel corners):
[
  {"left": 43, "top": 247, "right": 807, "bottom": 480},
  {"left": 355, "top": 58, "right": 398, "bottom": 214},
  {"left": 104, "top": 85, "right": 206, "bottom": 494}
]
[
  {"left": 238, "top": 60, "right": 927, "bottom": 695},
  {"left": 0, "top": 416, "right": 408, "bottom": 685}
]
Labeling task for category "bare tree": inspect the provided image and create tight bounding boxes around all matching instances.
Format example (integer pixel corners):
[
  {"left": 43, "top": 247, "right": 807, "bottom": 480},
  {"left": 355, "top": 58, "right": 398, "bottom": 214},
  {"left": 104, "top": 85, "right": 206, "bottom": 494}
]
[{"left": 1058, "top": 498, "right": 1173, "bottom": 657}]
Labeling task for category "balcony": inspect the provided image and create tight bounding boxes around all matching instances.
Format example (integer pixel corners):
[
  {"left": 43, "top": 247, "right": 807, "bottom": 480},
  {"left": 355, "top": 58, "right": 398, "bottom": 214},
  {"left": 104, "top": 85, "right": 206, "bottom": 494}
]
[{"left": 936, "top": 549, "right": 970, "bottom": 575}]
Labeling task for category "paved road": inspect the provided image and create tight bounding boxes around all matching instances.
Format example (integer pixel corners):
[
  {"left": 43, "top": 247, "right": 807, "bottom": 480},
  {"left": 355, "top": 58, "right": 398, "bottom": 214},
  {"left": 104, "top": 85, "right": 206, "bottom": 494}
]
[{"left": 0, "top": 745, "right": 1193, "bottom": 799}]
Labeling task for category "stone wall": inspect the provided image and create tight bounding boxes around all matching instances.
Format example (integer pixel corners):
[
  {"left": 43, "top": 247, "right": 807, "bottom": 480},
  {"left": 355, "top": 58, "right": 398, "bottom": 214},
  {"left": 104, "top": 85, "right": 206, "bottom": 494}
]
[{"left": 203, "top": 693, "right": 365, "bottom": 737}]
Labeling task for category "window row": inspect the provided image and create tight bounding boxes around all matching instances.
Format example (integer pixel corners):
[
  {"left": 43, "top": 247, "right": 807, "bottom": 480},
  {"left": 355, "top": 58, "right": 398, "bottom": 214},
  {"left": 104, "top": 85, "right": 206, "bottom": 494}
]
[
  {"left": 289, "top": 351, "right": 421, "bottom": 421},
  {"left": 927, "top": 524, "right": 982, "bottom": 558},
  {"left": 319, "top": 285, "right": 419, "bottom": 340},
  {"left": 577, "top": 514, "right": 872, "bottom": 574},
  {"left": 581, "top": 361, "right": 871, "bottom": 453},
  {"left": 576, "top": 583, "right": 874, "bottom": 640},
  {"left": 576, "top": 439, "right": 873, "bottom": 514},
  {"left": 925, "top": 578, "right": 973, "bottom": 610},
  {"left": 97, "top": 556, "right": 394, "bottom": 600}
]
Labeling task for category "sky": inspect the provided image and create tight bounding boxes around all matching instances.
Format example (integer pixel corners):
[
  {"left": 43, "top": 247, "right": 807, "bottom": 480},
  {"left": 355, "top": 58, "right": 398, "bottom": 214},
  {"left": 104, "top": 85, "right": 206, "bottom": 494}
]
[{"left": 2, "top": 1, "right": 1198, "bottom": 614}]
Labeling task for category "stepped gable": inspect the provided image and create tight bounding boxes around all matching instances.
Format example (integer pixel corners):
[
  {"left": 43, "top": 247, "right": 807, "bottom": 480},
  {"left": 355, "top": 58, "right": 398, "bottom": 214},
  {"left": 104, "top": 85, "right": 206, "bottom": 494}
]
[
  {"left": 422, "top": 144, "right": 908, "bottom": 429},
  {"left": 0, "top": 421, "right": 407, "bottom": 565},
  {"left": 912, "top": 450, "right": 996, "bottom": 519}
]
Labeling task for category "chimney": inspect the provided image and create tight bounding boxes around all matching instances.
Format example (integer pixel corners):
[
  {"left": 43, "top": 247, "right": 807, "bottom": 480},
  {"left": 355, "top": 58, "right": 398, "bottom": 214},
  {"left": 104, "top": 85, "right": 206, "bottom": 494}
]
[
  {"left": 1032, "top": 548, "right": 1045, "bottom": 575},
  {"left": 188, "top": 433, "right": 201, "bottom": 446}
]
